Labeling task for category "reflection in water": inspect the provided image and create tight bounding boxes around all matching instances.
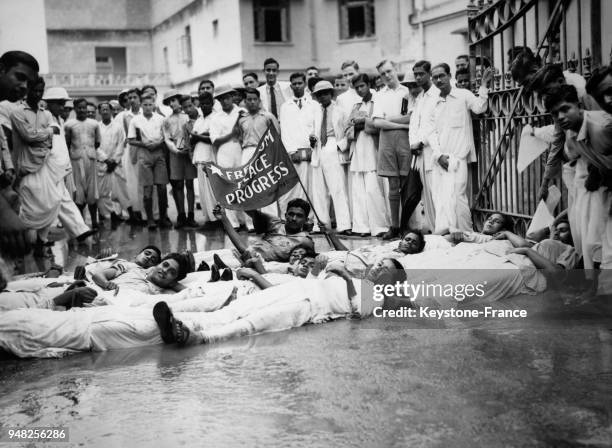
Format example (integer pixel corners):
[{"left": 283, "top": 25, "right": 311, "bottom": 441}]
[{"left": 1, "top": 321, "right": 611, "bottom": 447}]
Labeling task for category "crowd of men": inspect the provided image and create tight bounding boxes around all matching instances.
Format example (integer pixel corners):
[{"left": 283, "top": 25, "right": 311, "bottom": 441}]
[{"left": 1, "top": 49, "right": 612, "bottom": 277}]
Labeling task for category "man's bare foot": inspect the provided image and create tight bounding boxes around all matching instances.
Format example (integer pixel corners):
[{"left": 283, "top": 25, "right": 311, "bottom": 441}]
[
  {"left": 172, "top": 319, "right": 190, "bottom": 346},
  {"left": 220, "top": 286, "right": 238, "bottom": 309}
]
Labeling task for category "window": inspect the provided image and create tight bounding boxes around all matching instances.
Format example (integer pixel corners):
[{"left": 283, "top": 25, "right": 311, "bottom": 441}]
[
  {"left": 95, "top": 47, "right": 126, "bottom": 73},
  {"left": 339, "top": 0, "right": 375, "bottom": 40},
  {"left": 178, "top": 25, "right": 193, "bottom": 65},
  {"left": 253, "top": 0, "right": 290, "bottom": 42}
]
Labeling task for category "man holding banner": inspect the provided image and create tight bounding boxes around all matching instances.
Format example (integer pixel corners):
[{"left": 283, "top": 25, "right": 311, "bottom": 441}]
[
  {"left": 204, "top": 124, "right": 315, "bottom": 262},
  {"left": 209, "top": 84, "right": 247, "bottom": 229}
]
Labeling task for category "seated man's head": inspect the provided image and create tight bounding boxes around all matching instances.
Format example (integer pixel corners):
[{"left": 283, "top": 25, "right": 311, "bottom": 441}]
[
  {"left": 397, "top": 229, "right": 426, "bottom": 255},
  {"left": 482, "top": 213, "right": 511, "bottom": 235},
  {"left": 285, "top": 198, "right": 310, "bottom": 233},
  {"left": 134, "top": 245, "right": 161, "bottom": 268},
  {"left": 288, "top": 243, "right": 315, "bottom": 265},
  {"left": 293, "top": 256, "right": 316, "bottom": 278},
  {"left": 367, "top": 258, "right": 407, "bottom": 286},
  {"left": 147, "top": 253, "right": 189, "bottom": 288},
  {"left": 553, "top": 219, "right": 573, "bottom": 245}
]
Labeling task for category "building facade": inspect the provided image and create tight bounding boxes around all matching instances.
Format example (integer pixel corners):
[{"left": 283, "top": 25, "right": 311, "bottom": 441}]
[{"left": 0, "top": 0, "right": 473, "bottom": 100}]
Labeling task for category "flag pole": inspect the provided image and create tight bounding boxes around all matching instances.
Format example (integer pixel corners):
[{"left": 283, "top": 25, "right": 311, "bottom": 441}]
[{"left": 293, "top": 172, "right": 335, "bottom": 248}]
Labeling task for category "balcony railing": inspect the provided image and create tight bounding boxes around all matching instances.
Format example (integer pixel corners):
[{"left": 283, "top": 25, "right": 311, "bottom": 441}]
[{"left": 44, "top": 72, "right": 171, "bottom": 89}]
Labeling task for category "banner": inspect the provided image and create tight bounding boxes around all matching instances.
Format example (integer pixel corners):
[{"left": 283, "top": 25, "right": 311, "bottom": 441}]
[{"left": 204, "top": 124, "right": 299, "bottom": 211}]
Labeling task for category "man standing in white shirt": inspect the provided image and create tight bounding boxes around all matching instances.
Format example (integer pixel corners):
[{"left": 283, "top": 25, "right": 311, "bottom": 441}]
[
  {"left": 97, "top": 102, "right": 128, "bottom": 227},
  {"left": 278, "top": 72, "right": 316, "bottom": 216},
  {"left": 336, "top": 60, "right": 362, "bottom": 116},
  {"left": 428, "top": 63, "right": 492, "bottom": 233},
  {"left": 311, "top": 80, "right": 352, "bottom": 235},
  {"left": 346, "top": 73, "right": 389, "bottom": 237},
  {"left": 209, "top": 85, "right": 246, "bottom": 229},
  {"left": 257, "top": 58, "right": 291, "bottom": 120},
  {"left": 372, "top": 60, "right": 411, "bottom": 240},
  {"left": 190, "top": 92, "right": 217, "bottom": 227},
  {"left": 409, "top": 60, "right": 439, "bottom": 233},
  {"left": 127, "top": 95, "right": 170, "bottom": 230},
  {"left": 120, "top": 87, "right": 145, "bottom": 225}
]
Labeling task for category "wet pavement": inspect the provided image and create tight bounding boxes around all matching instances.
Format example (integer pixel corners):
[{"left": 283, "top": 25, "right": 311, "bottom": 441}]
[{"left": 1, "top": 222, "right": 612, "bottom": 447}]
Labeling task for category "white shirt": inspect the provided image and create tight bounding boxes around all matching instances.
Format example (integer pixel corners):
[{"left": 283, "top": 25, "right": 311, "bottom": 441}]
[
  {"left": 99, "top": 120, "right": 126, "bottom": 163},
  {"left": 191, "top": 112, "right": 214, "bottom": 164},
  {"left": 257, "top": 82, "right": 292, "bottom": 115},
  {"left": 349, "top": 98, "right": 378, "bottom": 172},
  {"left": 127, "top": 112, "right": 165, "bottom": 144},
  {"left": 209, "top": 106, "right": 241, "bottom": 145},
  {"left": 428, "top": 86, "right": 489, "bottom": 165},
  {"left": 336, "top": 88, "right": 362, "bottom": 116},
  {"left": 279, "top": 96, "right": 316, "bottom": 153},
  {"left": 371, "top": 84, "right": 408, "bottom": 120},
  {"left": 408, "top": 84, "right": 440, "bottom": 171}
]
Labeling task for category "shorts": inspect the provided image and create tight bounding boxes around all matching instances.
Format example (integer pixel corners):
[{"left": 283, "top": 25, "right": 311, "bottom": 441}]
[
  {"left": 169, "top": 151, "right": 197, "bottom": 180},
  {"left": 376, "top": 129, "right": 411, "bottom": 177},
  {"left": 138, "top": 148, "right": 168, "bottom": 186}
]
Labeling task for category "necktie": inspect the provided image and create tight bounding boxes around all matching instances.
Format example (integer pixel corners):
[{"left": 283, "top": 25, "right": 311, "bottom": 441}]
[
  {"left": 295, "top": 98, "right": 302, "bottom": 109},
  {"left": 320, "top": 105, "right": 328, "bottom": 146},
  {"left": 269, "top": 86, "right": 278, "bottom": 118}
]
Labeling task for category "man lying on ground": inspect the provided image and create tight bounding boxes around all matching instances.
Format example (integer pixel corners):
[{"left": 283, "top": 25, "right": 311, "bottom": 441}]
[
  {"left": 0, "top": 252, "right": 190, "bottom": 311},
  {"left": 441, "top": 212, "right": 527, "bottom": 247},
  {"left": 153, "top": 257, "right": 408, "bottom": 346},
  {"left": 213, "top": 198, "right": 314, "bottom": 262}
]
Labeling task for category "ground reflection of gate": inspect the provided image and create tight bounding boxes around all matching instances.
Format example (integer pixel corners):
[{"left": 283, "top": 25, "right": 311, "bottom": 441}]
[{"left": 467, "top": 0, "right": 611, "bottom": 234}]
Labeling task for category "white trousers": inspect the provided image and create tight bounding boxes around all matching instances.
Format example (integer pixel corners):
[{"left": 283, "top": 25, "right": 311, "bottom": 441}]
[
  {"left": 217, "top": 142, "right": 246, "bottom": 228},
  {"left": 311, "top": 139, "right": 351, "bottom": 231},
  {"left": 350, "top": 171, "right": 389, "bottom": 234},
  {"left": 278, "top": 161, "right": 311, "bottom": 217},
  {"left": 431, "top": 158, "right": 471, "bottom": 232}
]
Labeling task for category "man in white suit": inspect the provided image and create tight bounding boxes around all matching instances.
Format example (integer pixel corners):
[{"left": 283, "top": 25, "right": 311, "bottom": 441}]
[{"left": 310, "top": 81, "right": 352, "bottom": 235}]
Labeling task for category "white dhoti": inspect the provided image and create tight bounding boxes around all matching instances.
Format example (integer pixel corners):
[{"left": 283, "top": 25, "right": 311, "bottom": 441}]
[
  {"left": 71, "top": 156, "right": 98, "bottom": 205},
  {"left": 311, "top": 138, "right": 351, "bottom": 231},
  {"left": 123, "top": 146, "right": 142, "bottom": 212},
  {"left": 572, "top": 159, "right": 605, "bottom": 270},
  {"left": 96, "top": 162, "right": 113, "bottom": 218},
  {"left": 418, "top": 147, "right": 436, "bottom": 232},
  {"left": 431, "top": 157, "right": 471, "bottom": 232},
  {"left": 217, "top": 141, "right": 246, "bottom": 228},
  {"left": 58, "top": 184, "right": 90, "bottom": 238},
  {"left": 18, "top": 163, "right": 63, "bottom": 241},
  {"left": 111, "top": 164, "right": 131, "bottom": 214}
]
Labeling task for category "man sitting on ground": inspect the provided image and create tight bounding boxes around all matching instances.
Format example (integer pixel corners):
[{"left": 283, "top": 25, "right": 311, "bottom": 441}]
[{"left": 213, "top": 198, "right": 314, "bottom": 262}]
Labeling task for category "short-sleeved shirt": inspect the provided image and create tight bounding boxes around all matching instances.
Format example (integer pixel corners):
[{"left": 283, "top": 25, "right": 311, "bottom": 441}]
[
  {"left": 192, "top": 112, "right": 214, "bottom": 164},
  {"left": 238, "top": 110, "right": 278, "bottom": 148},
  {"left": 65, "top": 118, "right": 101, "bottom": 160},
  {"left": 248, "top": 219, "right": 314, "bottom": 262},
  {"left": 209, "top": 107, "right": 241, "bottom": 145},
  {"left": 163, "top": 113, "right": 189, "bottom": 149},
  {"left": 532, "top": 239, "right": 580, "bottom": 269},
  {"left": 108, "top": 261, "right": 165, "bottom": 295},
  {"left": 371, "top": 84, "right": 408, "bottom": 120},
  {"left": 127, "top": 113, "right": 165, "bottom": 144}
]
